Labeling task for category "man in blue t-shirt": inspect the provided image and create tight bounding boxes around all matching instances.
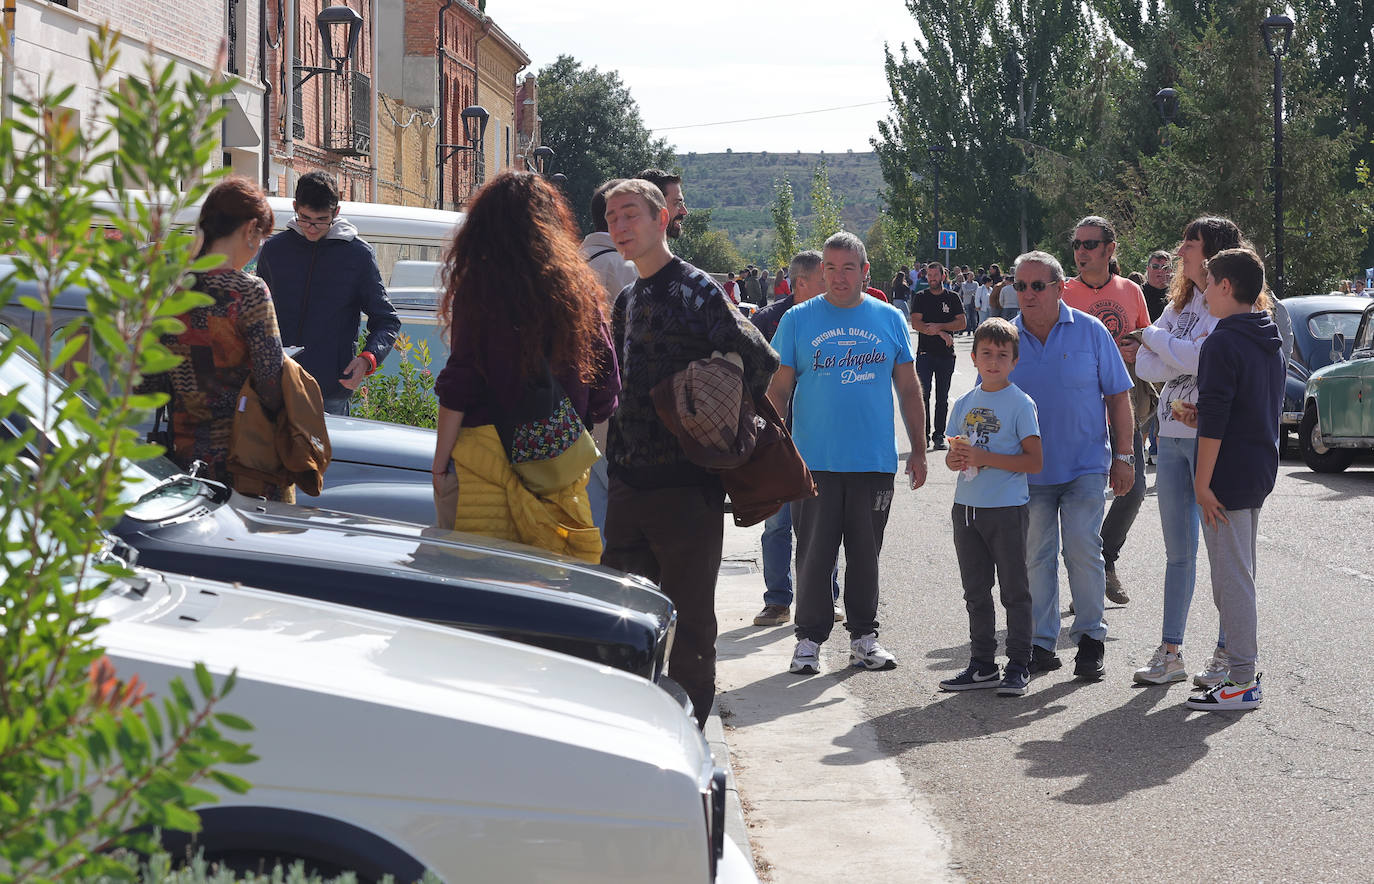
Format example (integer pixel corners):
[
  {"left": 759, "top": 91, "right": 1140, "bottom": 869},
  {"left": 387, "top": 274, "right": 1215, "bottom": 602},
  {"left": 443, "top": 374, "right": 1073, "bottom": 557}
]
[
  {"left": 767, "top": 232, "right": 929, "bottom": 676},
  {"left": 1007, "top": 251, "right": 1135, "bottom": 682}
]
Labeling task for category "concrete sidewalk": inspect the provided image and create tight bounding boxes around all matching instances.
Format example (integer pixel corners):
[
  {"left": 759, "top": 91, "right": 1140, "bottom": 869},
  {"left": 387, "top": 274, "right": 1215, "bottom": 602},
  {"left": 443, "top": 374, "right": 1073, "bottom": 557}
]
[{"left": 713, "top": 524, "right": 956, "bottom": 883}]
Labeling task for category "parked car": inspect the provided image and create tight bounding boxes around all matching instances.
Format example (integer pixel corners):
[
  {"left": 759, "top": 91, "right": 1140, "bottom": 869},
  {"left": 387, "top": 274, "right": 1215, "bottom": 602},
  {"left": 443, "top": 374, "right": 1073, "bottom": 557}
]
[
  {"left": 1273, "top": 296, "right": 1364, "bottom": 453},
  {"left": 93, "top": 563, "right": 753, "bottom": 883},
  {"left": 0, "top": 345, "right": 678, "bottom": 688},
  {"left": 1298, "top": 300, "right": 1374, "bottom": 473}
]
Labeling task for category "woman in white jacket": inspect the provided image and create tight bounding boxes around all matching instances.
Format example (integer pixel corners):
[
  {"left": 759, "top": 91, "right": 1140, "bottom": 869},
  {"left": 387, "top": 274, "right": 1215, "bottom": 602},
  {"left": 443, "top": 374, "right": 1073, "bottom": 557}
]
[{"left": 1132, "top": 216, "right": 1249, "bottom": 688}]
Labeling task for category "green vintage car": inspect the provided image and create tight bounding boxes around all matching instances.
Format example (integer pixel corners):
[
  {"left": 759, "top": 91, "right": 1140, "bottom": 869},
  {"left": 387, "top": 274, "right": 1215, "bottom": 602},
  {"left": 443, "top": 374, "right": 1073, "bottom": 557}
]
[{"left": 1300, "top": 301, "right": 1374, "bottom": 472}]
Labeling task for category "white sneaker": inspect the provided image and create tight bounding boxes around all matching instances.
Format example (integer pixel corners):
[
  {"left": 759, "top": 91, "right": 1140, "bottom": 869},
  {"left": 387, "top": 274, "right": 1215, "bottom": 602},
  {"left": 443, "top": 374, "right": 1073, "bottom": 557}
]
[
  {"left": 1193, "top": 648, "right": 1230, "bottom": 688},
  {"left": 790, "top": 638, "right": 822, "bottom": 674},
  {"left": 1133, "top": 644, "right": 1186, "bottom": 685},
  {"left": 849, "top": 633, "right": 897, "bottom": 671},
  {"left": 1185, "top": 674, "right": 1263, "bottom": 711},
  {"left": 833, "top": 604, "right": 844, "bottom": 622}
]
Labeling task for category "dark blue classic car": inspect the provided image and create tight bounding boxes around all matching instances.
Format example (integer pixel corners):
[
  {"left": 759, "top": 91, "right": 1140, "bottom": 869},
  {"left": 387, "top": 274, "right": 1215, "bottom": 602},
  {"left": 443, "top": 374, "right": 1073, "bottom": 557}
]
[{"left": 1273, "top": 296, "right": 1366, "bottom": 452}]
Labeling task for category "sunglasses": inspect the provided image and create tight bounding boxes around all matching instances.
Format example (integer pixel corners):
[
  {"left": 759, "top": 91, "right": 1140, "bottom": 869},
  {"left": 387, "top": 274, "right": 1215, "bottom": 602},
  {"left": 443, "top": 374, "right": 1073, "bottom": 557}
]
[
  {"left": 1012, "top": 280, "right": 1058, "bottom": 292},
  {"left": 1147, "top": 263, "right": 1172, "bottom": 271},
  {"left": 1071, "top": 239, "right": 1106, "bottom": 251}
]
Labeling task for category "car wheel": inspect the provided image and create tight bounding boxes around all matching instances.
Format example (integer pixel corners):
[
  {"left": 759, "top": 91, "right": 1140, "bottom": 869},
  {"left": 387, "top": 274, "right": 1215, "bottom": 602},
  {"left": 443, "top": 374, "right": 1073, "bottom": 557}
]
[{"left": 1299, "top": 405, "right": 1355, "bottom": 473}]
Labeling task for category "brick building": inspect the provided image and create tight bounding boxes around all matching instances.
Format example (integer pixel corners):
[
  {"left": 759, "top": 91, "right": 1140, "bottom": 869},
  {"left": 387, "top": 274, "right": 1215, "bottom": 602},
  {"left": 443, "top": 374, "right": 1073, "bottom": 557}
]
[
  {"left": 262, "top": 0, "right": 377, "bottom": 200},
  {"left": 375, "top": 0, "right": 530, "bottom": 210},
  {"left": 4, "top": 0, "right": 264, "bottom": 178}
]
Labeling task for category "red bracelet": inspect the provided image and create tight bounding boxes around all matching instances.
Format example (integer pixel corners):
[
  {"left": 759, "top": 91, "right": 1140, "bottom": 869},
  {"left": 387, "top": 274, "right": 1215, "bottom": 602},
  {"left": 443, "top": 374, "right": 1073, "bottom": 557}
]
[{"left": 360, "top": 351, "right": 377, "bottom": 375}]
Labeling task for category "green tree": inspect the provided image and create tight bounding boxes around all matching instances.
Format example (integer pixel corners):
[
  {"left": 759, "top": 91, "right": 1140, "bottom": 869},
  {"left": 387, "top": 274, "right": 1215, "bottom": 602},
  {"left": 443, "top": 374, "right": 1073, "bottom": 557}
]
[
  {"left": 807, "top": 159, "right": 845, "bottom": 249},
  {"left": 0, "top": 31, "right": 254, "bottom": 879},
  {"left": 674, "top": 208, "right": 744, "bottom": 274},
  {"left": 1124, "top": 3, "right": 1371, "bottom": 295},
  {"left": 536, "top": 55, "right": 676, "bottom": 233},
  {"left": 768, "top": 175, "right": 799, "bottom": 268}
]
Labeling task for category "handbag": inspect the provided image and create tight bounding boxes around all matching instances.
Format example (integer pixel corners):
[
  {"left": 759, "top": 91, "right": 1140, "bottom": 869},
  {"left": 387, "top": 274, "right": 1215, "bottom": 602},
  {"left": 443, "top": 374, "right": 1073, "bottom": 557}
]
[{"left": 493, "top": 359, "right": 600, "bottom": 497}]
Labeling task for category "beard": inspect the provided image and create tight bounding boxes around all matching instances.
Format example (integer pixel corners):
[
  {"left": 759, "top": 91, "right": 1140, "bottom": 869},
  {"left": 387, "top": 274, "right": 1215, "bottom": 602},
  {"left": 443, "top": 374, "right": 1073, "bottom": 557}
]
[{"left": 667, "top": 214, "right": 684, "bottom": 239}]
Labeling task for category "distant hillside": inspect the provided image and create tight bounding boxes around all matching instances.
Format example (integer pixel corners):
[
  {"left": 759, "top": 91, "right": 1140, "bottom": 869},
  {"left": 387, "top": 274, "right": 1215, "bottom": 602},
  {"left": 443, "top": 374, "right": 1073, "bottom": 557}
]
[{"left": 677, "top": 151, "right": 885, "bottom": 264}]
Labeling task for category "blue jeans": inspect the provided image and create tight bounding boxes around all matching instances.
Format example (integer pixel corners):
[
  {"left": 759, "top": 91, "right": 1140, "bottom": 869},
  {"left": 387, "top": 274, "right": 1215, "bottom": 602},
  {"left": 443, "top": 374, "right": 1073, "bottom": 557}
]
[
  {"left": 1002, "top": 307, "right": 1020, "bottom": 321},
  {"left": 760, "top": 502, "right": 839, "bottom": 607},
  {"left": 964, "top": 301, "right": 978, "bottom": 333},
  {"left": 1155, "top": 435, "right": 1224, "bottom": 649},
  {"left": 587, "top": 456, "right": 609, "bottom": 545},
  {"left": 1027, "top": 473, "right": 1109, "bottom": 651}
]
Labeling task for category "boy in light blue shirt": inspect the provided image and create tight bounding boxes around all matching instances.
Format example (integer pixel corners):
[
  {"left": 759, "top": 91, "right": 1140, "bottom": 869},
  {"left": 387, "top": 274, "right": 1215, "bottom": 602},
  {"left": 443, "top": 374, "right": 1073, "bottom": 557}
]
[{"left": 941, "top": 318, "right": 1043, "bottom": 696}]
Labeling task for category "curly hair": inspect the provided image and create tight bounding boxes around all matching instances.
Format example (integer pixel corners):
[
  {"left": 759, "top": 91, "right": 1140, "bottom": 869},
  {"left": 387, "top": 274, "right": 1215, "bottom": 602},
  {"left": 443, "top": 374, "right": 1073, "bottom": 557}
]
[{"left": 438, "top": 171, "right": 607, "bottom": 384}]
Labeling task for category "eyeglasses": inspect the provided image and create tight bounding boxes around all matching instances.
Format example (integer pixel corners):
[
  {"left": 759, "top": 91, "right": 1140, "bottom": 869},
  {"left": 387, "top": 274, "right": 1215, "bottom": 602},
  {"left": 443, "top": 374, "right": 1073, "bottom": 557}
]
[
  {"left": 294, "top": 214, "right": 333, "bottom": 230},
  {"left": 1071, "top": 239, "right": 1106, "bottom": 251},
  {"left": 1012, "top": 280, "right": 1059, "bottom": 292},
  {"left": 1147, "top": 263, "right": 1172, "bottom": 271}
]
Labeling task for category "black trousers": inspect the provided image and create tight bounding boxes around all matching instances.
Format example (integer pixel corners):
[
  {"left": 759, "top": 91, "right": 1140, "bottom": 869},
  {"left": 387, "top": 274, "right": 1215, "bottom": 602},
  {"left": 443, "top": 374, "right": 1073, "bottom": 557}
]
[
  {"left": 792, "top": 471, "right": 894, "bottom": 644},
  {"left": 602, "top": 478, "right": 724, "bottom": 729},
  {"left": 951, "top": 503, "right": 1033, "bottom": 667},
  {"left": 916, "top": 352, "right": 956, "bottom": 444}
]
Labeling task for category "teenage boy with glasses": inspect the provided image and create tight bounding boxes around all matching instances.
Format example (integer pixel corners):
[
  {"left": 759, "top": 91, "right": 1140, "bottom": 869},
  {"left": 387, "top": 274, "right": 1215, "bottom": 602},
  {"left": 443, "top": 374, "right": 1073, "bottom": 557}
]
[
  {"left": 1061, "top": 215, "right": 1150, "bottom": 607},
  {"left": 257, "top": 171, "right": 400, "bottom": 415}
]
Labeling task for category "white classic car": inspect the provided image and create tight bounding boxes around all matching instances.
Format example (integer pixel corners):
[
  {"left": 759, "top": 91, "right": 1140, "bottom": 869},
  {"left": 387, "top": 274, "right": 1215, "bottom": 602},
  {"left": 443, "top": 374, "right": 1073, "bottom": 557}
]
[{"left": 95, "top": 567, "right": 755, "bottom": 883}]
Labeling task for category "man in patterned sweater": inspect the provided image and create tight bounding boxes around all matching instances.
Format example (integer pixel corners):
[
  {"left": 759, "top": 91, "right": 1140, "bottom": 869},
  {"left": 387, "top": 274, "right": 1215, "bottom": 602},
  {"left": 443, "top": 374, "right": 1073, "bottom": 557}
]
[{"left": 601, "top": 178, "right": 779, "bottom": 728}]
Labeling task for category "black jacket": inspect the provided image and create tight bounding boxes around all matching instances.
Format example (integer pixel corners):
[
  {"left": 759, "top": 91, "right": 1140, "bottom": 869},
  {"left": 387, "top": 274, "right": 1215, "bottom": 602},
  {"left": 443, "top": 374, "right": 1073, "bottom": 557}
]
[
  {"left": 257, "top": 219, "right": 400, "bottom": 402},
  {"left": 1196, "top": 311, "right": 1285, "bottom": 510}
]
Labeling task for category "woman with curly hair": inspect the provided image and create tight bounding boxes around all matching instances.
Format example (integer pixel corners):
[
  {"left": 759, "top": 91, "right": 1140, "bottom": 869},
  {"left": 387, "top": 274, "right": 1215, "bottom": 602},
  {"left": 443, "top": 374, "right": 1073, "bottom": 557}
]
[{"left": 430, "top": 171, "right": 619, "bottom": 561}]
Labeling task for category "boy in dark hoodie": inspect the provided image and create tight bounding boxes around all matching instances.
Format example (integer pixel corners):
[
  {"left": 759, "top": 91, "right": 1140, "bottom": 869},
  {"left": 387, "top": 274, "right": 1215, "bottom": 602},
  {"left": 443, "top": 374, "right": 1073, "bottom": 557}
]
[{"left": 1178, "top": 248, "right": 1283, "bottom": 712}]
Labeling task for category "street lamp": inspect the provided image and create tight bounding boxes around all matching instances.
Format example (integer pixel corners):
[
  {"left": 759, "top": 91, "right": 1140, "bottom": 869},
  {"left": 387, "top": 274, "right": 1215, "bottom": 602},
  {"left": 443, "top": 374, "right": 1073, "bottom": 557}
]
[
  {"left": 293, "top": 5, "right": 364, "bottom": 88},
  {"left": 436, "top": 104, "right": 489, "bottom": 208},
  {"left": 531, "top": 145, "right": 555, "bottom": 175},
  {"left": 928, "top": 145, "right": 947, "bottom": 259},
  {"left": 1153, "top": 87, "right": 1178, "bottom": 146},
  {"left": 1262, "top": 13, "right": 1294, "bottom": 300}
]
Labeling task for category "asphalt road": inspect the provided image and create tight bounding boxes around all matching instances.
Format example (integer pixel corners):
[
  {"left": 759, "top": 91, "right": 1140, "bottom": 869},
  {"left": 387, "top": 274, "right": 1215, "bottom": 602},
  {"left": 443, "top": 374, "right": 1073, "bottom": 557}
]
[{"left": 815, "top": 333, "right": 1374, "bottom": 882}]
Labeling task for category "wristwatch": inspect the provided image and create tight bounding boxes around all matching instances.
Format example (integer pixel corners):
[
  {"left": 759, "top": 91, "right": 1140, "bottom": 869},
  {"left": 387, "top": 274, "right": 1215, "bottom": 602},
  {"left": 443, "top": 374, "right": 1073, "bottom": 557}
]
[{"left": 1113, "top": 453, "right": 1135, "bottom": 466}]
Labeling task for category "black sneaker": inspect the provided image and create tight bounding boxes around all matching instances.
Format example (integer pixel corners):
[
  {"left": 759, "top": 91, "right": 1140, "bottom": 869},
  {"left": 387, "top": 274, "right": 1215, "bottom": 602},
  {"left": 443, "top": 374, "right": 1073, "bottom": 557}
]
[
  {"left": 931, "top": 436, "right": 948, "bottom": 451},
  {"left": 939, "top": 660, "right": 1001, "bottom": 691},
  {"left": 997, "top": 664, "right": 1030, "bottom": 697},
  {"left": 1028, "top": 646, "right": 1062, "bottom": 674},
  {"left": 1075, "top": 636, "right": 1106, "bottom": 680}
]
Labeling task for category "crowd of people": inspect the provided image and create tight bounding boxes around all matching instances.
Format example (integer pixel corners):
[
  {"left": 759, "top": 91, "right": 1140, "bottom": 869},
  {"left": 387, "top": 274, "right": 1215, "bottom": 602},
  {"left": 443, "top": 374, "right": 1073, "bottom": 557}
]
[{"left": 146, "top": 165, "right": 1285, "bottom": 731}]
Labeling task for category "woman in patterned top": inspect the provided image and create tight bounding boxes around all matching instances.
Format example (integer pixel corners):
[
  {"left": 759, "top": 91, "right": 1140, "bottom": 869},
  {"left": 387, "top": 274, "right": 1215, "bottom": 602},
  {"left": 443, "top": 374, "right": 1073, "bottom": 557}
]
[{"left": 140, "top": 176, "right": 286, "bottom": 498}]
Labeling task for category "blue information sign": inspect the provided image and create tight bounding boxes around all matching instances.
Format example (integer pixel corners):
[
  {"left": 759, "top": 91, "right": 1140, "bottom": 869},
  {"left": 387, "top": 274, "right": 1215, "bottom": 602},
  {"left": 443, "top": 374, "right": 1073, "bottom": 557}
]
[{"left": 938, "top": 230, "right": 957, "bottom": 251}]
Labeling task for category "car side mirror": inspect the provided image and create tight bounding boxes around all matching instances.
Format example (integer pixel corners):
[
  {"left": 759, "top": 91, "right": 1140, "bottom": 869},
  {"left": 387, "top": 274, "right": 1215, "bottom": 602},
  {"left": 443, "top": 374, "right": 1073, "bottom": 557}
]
[{"left": 1331, "top": 332, "right": 1347, "bottom": 363}]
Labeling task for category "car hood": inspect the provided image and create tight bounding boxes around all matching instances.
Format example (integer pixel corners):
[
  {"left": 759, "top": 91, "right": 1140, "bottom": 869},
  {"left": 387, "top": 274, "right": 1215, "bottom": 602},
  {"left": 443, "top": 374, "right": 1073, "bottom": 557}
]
[
  {"left": 130, "top": 491, "right": 668, "bottom": 615},
  {"left": 325, "top": 413, "right": 433, "bottom": 472},
  {"left": 95, "top": 571, "right": 706, "bottom": 783}
]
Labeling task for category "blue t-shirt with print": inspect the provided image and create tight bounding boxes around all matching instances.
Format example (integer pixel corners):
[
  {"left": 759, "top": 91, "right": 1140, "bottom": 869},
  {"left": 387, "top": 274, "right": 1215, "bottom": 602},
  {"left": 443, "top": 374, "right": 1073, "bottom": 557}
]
[
  {"left": 772, "top": 295, "right": 914, "bottom": 473},
  {"left": 945, "top": 383, "right": 1040, "bottom": 507}
]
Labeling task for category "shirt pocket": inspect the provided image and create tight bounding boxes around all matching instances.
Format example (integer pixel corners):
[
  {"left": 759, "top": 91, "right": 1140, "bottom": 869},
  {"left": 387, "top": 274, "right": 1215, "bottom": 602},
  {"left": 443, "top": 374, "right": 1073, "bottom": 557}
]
[{"left": 1059, "top": 350, "right": 1098, "bottom": 390}]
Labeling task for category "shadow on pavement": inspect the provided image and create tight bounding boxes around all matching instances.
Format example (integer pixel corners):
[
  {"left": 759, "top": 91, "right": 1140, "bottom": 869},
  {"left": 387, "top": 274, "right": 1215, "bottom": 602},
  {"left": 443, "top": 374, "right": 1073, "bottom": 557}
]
[
  {"left": 925, "top": 624, "right": 1124, "bottom": 673},
  {"left": 1013, "top": 685, "right": 1241, "bottom": 804},
  {"left": 1288, "top": 468, "right": 1374, "bottom": 502},
  {"left": 718, "top": 662, "right": 869, "bottom": 728}
]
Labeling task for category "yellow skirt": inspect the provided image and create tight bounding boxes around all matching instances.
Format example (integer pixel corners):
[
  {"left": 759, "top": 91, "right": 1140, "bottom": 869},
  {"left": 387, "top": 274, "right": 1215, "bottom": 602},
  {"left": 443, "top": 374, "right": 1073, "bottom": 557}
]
[{"left": 446, "top": 424, "right": 602, "bottom": 564}]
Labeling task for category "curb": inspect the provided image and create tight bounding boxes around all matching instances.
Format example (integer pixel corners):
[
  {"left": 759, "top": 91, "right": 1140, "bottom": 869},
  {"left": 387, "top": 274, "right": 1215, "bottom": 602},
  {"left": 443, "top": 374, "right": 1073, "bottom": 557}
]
[{"left": 704, "top": 705, "right": 753, "bottom": 869}]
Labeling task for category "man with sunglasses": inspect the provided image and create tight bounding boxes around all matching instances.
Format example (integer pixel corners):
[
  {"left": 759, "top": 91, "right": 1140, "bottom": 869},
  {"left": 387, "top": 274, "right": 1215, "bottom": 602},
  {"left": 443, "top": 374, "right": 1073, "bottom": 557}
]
[
  {"left": 1008, "top": 251, "right": 1134, "bottom": 680},
  {"left": 1142, "top": 250, "right": 1173, "bottom": 321},
  {"left": 258, "top": 172, "right": 400, "bottom": 415},
  {"left": 1061, "top": 216, "right": 1150, "bottom": 607}
]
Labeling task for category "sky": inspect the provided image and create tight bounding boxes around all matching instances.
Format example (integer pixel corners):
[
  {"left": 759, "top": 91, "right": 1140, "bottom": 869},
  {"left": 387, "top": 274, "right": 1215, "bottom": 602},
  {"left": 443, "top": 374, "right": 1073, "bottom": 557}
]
[{"left": 491, "top": 0, "right": 922, "bottom": 155}]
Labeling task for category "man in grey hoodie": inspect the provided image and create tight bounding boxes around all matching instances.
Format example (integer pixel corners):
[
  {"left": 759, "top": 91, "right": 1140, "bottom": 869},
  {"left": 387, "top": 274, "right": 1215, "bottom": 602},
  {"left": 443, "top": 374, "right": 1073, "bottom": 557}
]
[{"left": 258, "top": 171, "right": 400, "bottom": 415}]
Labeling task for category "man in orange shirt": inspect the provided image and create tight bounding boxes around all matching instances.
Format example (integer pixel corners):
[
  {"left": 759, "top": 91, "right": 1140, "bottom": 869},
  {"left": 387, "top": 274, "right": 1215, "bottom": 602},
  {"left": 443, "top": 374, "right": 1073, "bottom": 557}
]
[{"left": 1061, "top": 215, "right": 1149, "bottom": 607}]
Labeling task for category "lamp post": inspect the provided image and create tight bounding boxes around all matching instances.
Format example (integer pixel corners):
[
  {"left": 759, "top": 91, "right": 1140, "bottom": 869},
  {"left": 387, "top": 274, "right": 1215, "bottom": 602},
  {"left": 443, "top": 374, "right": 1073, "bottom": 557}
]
[
  {"left": 530, "top": 145, "right": 555, "bottom": 175},
  {"left": 436, "top": 104, "right": 489, "bottom": 209},
  {"left": 1153, "top": 87, "right": 1178, "bottom": 146},
  {"left": 928, "top": 144, "right": 946, "bottom": 259},
  {"left": 1262, "top": 13, "right": 1294, "bottom": 300},
  {"left": 293, "top": 5, "right": 364, "bottom": 88}
]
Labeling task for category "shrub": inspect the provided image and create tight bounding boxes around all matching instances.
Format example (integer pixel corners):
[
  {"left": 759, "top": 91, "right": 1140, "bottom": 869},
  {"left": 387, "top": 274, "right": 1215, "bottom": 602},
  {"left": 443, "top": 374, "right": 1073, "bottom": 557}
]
[{"left": 350, "top": 333, "right": 438, "bottom": 429}]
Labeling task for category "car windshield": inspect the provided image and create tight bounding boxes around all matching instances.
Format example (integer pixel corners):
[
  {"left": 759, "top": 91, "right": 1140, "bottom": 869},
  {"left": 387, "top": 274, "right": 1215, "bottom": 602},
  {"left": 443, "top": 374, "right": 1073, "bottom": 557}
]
[
  {"left": 1307, "top": 312, "right": 1362, "bottom": 341},
  {"left": 1, "top": 342, "right": 202, "bottom": 512}
]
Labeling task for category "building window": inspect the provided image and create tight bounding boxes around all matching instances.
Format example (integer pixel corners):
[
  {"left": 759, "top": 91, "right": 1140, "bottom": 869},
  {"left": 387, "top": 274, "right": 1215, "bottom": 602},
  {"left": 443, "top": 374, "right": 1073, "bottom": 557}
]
[{"left": 43, "top": 107, "right": 80, "bottom": 186}]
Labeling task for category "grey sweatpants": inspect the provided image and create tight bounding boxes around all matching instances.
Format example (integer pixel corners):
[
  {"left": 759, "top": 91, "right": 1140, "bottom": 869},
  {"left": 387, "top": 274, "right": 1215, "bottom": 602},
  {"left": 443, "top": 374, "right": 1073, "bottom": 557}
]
[
  {"left": 952, "top": 503, "right": 1033, "bottom": 668},
  {"left": 1201, "top": 507, "right": 1261, "bottom": 685},
  {"left": 792, "top": 471, "right": 894, "bottom": 644}
]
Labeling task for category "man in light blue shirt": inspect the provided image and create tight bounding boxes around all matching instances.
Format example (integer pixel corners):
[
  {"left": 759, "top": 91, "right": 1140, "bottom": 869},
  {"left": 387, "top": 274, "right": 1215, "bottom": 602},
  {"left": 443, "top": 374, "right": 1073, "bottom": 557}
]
[
  {"left": 768, "top": 232, "right": 929, "bottom": 676},
  {"left": 1007, "top": 251, "right": 1135, "bottom": 682}
]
